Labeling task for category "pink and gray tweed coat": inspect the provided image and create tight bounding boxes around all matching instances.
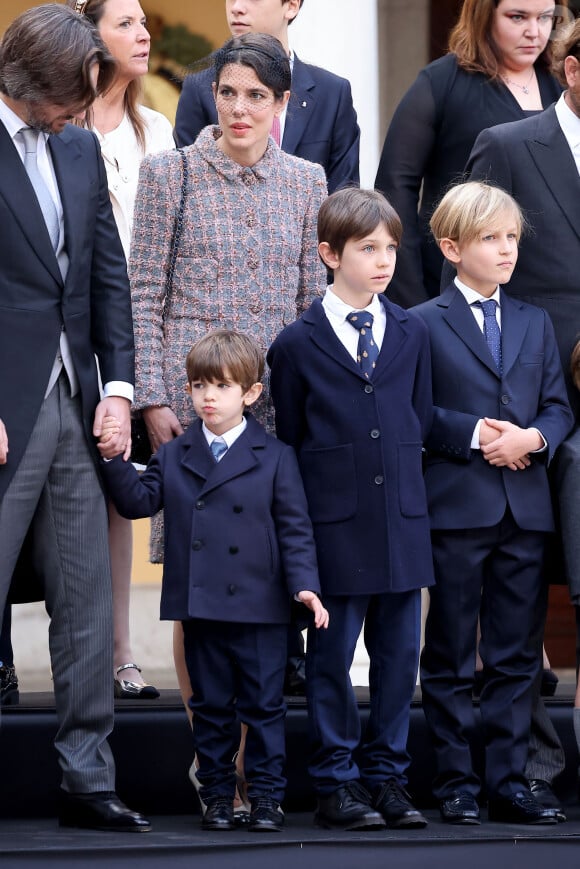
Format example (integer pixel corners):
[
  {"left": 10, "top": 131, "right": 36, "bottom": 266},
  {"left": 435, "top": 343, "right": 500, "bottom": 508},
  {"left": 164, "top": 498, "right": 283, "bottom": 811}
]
[{"left": 130, "top": 125, "right": 327, "bottom": 432}]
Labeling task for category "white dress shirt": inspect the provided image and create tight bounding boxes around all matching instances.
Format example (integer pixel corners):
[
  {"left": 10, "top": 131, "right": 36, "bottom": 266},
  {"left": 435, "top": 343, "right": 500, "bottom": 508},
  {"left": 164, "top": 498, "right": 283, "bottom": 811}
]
[
  {"left": 321, "top": 286, "right": 386, "bottom": 359},
  {"left": 555, "top": 91, "right": 580, "bottom": 176}
]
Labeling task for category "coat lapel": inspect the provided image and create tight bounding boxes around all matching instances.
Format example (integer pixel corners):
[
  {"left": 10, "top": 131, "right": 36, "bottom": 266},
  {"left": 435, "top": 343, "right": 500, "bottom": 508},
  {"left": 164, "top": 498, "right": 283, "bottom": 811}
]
[
  {"left": 439, "top": 284, "right": 500, "bottom": 378},
  {"left": 0, "top": 121, "right": 61, "bottom": 285},
  {"left": 373, "top": 297, "right": 411, "bottom": 381},
  {"left": 282, "top": 55, "right": 315, "bottom": 155},
  {"left": 180, "top": 417, "right": 264, "bottom": 495},
  {"left": 499, "top": 292, "right": 530, "bottom": 377},
  {"left": 48, "top": 127, "right": 87, "bottom": 286},
  {"left": 525, "top": 106, "right": 580, "bottom": 245}
]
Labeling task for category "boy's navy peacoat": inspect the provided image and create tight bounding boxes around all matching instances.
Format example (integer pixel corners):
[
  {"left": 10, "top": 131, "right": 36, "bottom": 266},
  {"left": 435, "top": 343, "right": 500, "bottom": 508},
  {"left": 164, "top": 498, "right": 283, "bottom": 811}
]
[{"left": 101, "top": 414, "right": 320, "bottom": 623}]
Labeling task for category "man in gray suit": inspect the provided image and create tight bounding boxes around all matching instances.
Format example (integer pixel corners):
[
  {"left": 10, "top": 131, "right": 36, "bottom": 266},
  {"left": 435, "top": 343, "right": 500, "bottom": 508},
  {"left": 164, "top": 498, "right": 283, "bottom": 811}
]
[
  {"left": 0, "top": 4, "right": 149, "bottom": 832},
  {"left": 466, "top": 18, "right": 580, "bottom": 822}
]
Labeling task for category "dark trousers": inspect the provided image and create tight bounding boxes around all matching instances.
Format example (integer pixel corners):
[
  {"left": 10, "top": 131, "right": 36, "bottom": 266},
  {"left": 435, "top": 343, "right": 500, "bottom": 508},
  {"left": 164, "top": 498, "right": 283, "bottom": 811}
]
[
  {"left": 421, "top": 510, "right": 546, "bottom": 800},
  {"left": 306, "top": 589, "right": 420, "bottom": 796},
  {"left": 182, "top": 618, "right": 288, "bottom": 803}
]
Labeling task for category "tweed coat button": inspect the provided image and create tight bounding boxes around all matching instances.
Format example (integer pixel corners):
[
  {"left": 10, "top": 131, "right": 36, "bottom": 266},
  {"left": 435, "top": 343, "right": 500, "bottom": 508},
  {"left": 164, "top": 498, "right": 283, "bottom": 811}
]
[
  {"left": 374, "top": 475, "right": 384, "bottom": 485},
  {"left": 229, "top": 546, "right": 239, "bottom": 554},
  {"left": 370, "top": 429, "right": 380, "bottom": 439},
  {"left": 228, "top": 584, "right": 237, "bottom": 594},
  {"left": 364, "top": 384, "right": 374, "bottom": 394},
  {"left": 233, "top": 505, "right": 243, "bottom": 513},
  {"left": 246, "top": 212, "right": 257, "bottom": 228},
  {"left": 192, "top": 540, "right": 203, "bottom": 551}
]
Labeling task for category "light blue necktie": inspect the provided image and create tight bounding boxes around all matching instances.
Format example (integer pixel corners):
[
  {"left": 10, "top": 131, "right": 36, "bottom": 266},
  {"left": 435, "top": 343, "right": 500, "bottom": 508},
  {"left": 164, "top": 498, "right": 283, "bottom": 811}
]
[
  {"left": 17, "top": 127, "right": 60, "bottom": 251},
  {"left": 347, "top": 310, "right": 379, "bottom": 379},
  {"left": 210, "top": 437, "right": 228, "bottom": 462},
  {"left": 475, "top": 299, "right": 502, "bottom": 375}
]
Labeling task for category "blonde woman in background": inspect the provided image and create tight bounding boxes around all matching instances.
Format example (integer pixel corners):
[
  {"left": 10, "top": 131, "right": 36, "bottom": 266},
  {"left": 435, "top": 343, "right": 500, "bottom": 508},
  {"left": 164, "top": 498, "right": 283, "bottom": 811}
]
[{"left": 68, "top": 0, "right": 175, "bottom": 697}]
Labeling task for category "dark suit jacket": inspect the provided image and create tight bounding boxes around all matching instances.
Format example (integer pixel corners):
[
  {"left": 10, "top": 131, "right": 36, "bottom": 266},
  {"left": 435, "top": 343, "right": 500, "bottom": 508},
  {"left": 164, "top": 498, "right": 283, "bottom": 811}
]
[
  {"left": 267, "top": 295, "right": 435, "bottom": 596},
  {"left": 466, "top": 104, "right": 580, "bottom": 421},
  {"left": 101, "top": 414, "right": 320, "bottom": 624},
  {"left": 0, "top": 120, "right": 134, "bottom": 501},
  {"left": 413, "top": 285, "right": 573, "bottom": 531},
  {"left": 174, "top": 55, "right": 360, "bottom": 194},
  {"left": 375, "top": 54, "right": 561, "bottom": 307}
]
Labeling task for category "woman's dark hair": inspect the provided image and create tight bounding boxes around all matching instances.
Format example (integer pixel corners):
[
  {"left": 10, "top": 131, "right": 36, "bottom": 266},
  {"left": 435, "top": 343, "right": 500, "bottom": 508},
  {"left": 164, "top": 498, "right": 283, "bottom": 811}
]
[
  {"left": 214, "top": 33, "right": 291, "bottom": 98},
  {"left": 65, "top": 0, "right": 147, "bottom": 150},
  {"left": 448, "top": 0, "right": 570, "bottom": 79},
  {"left": 0, "top": 4, "right": 115, "bottom": 106}
]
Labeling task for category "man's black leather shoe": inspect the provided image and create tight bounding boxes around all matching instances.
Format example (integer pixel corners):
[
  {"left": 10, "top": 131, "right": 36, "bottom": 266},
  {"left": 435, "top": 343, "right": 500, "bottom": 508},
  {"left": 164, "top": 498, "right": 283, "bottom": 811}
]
[
  {"left": 373, "top": 780, "right": 427, "bottom": 828},
  {"left": 529, "top": 779, "right": 566, "bottom": 822},
  {"left": 440, "top": 791, "right": 481, "bottom": 825},
  {"left": 315, "top": 781, "right": 386, "bottom": 830},
  {"left": 58, "top": 790, "right": 151, "bottom": 832},
  {"left": 488, "top": 790, "right": 558, "bottom": 824},
  {"left": 202, "top": 797, "right": 235, "bottom": 831},
  {"left": 248, "top": 796, "right": 284, "bottom": 832}
]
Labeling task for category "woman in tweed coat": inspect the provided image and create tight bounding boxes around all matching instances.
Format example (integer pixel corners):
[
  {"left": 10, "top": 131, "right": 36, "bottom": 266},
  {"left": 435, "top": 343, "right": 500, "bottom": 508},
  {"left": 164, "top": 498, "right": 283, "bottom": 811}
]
[
  {"left": 128, "top": 32, "right": 327, "bottom": 816},
  {"left": 130, "top": 36, "right": 327, "bottom": 458}
]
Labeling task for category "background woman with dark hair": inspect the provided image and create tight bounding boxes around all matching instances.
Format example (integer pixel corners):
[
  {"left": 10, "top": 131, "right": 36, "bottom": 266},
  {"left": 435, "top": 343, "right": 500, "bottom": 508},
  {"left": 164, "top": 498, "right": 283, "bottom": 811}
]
[
  {"left": 66, "top": 0, "right": 175, "bottom": 699},
  {"left": 375, "top": 0, "right": 567, "bottom": 308}
]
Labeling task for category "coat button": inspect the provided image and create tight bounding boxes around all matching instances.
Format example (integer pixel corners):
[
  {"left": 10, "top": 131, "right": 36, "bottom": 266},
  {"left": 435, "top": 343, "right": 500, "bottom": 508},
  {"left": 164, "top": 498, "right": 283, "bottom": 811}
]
[
  {"left": 229, "top": 546, "right": 239, "bottom": 554},
  {"left": 228, "top": 584, "right": 236, "bottom": 595},
  {"left": 233, "top": 505, "right": 243, "bottom": 513},
  {"left": 370, "top": 429, "right": 380, "bottom": 439},
  {"left": 364, "top": 384, "right": 374, "bottom": 394},
  {"left": 374, "top": 475, "right": 384, "bottom": 485},
  {"left": 501, "top": 394, "right": 510, "bottom": 405},
  {"left": 195, "top": 500, "right": 205, "bottom": 510},
  {"left": 192, "top": 540, "right": 203, "bottom": 550}
]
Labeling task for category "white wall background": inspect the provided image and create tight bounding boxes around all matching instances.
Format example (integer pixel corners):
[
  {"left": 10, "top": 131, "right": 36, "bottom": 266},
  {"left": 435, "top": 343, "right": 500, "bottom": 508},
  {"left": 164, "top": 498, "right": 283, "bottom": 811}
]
[{"left": 289, "top": 0, "right": 379, "bottom": 188}]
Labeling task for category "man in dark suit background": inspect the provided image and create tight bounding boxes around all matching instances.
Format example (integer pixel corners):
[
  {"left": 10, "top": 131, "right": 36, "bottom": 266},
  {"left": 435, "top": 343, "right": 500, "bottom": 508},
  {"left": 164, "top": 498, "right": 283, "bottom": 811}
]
[
  {"left": 466, "top": 18, "right": 580, "bottom": 819},
  {"left": 0, "top": 4, "right": 148, "bottom": 832},
  {"left": 175, "top": 0, "right": 360, "bottom": 194}
]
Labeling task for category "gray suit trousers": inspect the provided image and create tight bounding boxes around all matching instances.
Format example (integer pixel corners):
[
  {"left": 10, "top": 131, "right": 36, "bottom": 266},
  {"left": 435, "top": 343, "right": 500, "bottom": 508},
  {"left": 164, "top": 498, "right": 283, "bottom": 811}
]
[{"left": 0, "top": 375, "right": 115, "bottom": 792}]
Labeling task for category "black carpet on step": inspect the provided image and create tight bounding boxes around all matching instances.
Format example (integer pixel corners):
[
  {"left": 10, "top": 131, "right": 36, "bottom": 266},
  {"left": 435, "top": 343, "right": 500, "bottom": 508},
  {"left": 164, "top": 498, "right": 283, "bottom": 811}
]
[
  {"left": 2, "top": 811, "right": 580, "bottom": 869},
  {"left": 1, "top": 688, "right": 578, "bottom": 818}
]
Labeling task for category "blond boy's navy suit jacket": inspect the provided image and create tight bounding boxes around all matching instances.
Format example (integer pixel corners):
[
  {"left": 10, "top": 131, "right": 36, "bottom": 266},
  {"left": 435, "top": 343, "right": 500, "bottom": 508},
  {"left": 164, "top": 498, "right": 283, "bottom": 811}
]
[{"left": 413, "top": 284, "right": 573, "bottom": 531}]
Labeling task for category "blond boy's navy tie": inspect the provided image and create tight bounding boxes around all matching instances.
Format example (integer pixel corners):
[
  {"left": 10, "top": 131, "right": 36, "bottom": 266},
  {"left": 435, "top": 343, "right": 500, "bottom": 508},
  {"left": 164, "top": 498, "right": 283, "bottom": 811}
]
[{"left": 475, "top": 299, "right": 502, "bottom": 374}]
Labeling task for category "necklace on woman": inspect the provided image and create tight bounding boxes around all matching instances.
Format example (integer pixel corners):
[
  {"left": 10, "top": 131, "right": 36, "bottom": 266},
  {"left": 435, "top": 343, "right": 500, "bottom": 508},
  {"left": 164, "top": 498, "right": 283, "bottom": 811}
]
[{"left": 502, "top": 68, "right": 535, "bottom": 95}]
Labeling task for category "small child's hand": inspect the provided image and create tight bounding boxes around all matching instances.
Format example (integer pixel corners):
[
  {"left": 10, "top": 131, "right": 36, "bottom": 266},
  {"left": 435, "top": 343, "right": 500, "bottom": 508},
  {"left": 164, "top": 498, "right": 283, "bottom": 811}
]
[
  {"left": 481, "top": 418, "right": 539, "bottom": 470},
  {"left": 297, "top": 591, "right": 329, "bottom": 629},
  {"left": 99, "top": 414, "right": 121, "bottom": 443},
  {"left": 97, "top": 415, "right": 124, "bottom": 460}
]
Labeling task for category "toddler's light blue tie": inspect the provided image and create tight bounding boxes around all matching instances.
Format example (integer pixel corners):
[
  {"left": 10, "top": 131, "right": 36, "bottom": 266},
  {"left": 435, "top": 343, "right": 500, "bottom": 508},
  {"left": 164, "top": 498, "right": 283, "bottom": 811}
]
[{"left": 210, "top": 437, "right": 228, "bottom": 462}]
